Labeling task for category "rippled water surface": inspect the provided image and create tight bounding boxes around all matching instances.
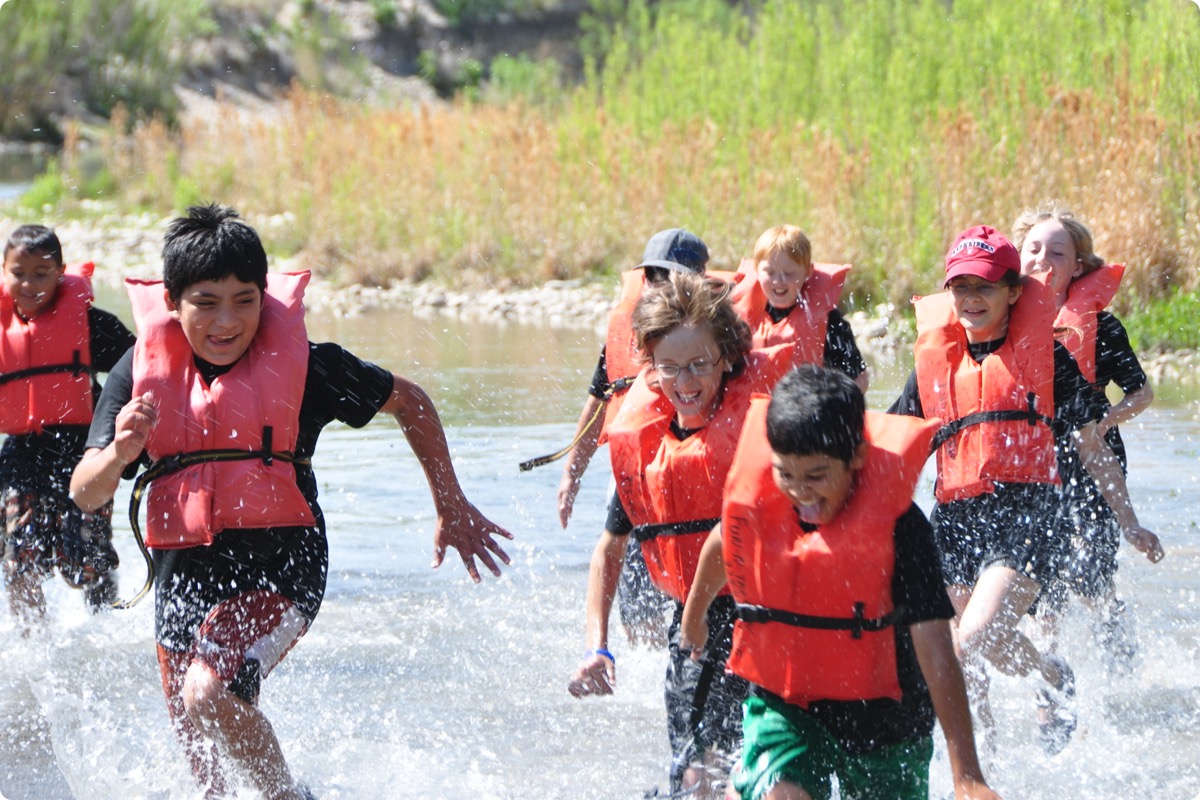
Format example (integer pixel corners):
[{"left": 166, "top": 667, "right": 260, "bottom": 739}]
[{"left": 2, "top": 299, "right": 1198, "bottom": 799}]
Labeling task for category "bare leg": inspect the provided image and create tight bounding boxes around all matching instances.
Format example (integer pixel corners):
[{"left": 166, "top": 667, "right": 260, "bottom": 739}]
[
  {"left": 158, "top": 648, "right": 230, "bottom": 799},
  {"left": 182, "top": 662, "right": 306, "bottom": 800},
  {"left": 947, "top": 584, "right": 995, "bottom": 757},
  {"left": 3, "top": 563, "right": 46, "bottom": 636}
]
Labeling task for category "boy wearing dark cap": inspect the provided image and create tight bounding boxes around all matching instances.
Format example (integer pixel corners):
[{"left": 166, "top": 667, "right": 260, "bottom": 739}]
[{"left": 554, "top": 228, "right": 710, "bottom": 645}]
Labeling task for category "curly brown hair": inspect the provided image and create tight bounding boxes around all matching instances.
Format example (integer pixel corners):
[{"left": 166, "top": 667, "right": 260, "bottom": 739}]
[{"left": 632, "top": 271, "right": 752, "bottom": 373}]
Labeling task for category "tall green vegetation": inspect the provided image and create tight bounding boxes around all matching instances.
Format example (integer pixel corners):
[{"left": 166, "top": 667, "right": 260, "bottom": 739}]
[
  {"left": 13, "top": 0, "right": 1200, "bottom": 338},
  {"left": 0, "top": 0, "right": 212, "bottom": 140}
]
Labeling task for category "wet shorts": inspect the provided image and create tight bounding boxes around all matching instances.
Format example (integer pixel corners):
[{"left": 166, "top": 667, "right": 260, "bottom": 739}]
[
  {"left": 735, "top": 691, "right": 933, "bottom": 800},
  {"left": 931, "top": 482, "right": 1066, "bottom": 588},
  {"left": 161, "top": 589, "right": 309, "bottom": 705},
  {"left": 617, "top": 535, "right": 672, "bottom": 632},
  {"left": 2, "top": 486, "right": 118, "bottom": 586},
  {"left": 664, "top": 594, "right": 749, "bottom": 793}
]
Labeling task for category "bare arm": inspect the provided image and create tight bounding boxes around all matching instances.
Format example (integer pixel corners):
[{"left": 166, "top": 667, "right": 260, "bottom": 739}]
[
  {"left": 557, "top": 394, "right": 607, "bottom": 528},
  {"left": 567, "top": 528, "right": 627, "bottom": 697},
  {"left": 1073, "top": 421, "right": 1163, "bottom": 563},
  {"left": 1098, "top": 382, "right": 1153, "bottom": 435},
  {"left": 680, "top": 525, "right": 727, "bottom": 661},
  {"left": 70, "top": 393, "right": 158, "bottom": 512},
  {"left": 911, "top": 620, "right": 1001, "bottom": 800},
  {"left": 380, "top": 374, "right": 512, "bottom": 581}
]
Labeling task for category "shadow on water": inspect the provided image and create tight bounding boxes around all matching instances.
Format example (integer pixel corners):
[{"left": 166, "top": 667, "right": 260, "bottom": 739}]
[{"left": 3, "top": 301, "right": 1199, "bottom": 798}]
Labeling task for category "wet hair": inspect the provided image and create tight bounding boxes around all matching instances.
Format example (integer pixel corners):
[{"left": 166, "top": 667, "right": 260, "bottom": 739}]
[
  {"left": 162, "top": 204, "right": 268, "bottom": 303},
  {"left": 4, "top": 224, "right": 63, "bottom": 267},
  {"left": 1011, "top": 204, "right": 1105, "bottom": 277},
  {"left": 632, "top": 271, "right": 752, "bottom": 374},
  {"left": 766, "top": 365, "right": 865, "bottom": 463},
  {"left": 751, "top": 224, "right": 812, "bottom": 269}
]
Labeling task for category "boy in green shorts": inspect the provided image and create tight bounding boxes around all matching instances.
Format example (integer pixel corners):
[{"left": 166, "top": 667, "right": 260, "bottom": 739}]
[{"left": 680, "top": 366, "right": 998, "bottom": 800}]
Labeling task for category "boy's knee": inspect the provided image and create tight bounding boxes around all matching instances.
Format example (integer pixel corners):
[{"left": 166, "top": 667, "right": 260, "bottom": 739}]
[{"left": 181, "top": 663, "right": 239, "bottom": 731}]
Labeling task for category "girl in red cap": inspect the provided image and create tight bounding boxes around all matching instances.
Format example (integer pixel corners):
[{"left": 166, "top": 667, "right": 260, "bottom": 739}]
[{"left": 887, "top": 225, "right": 1161, "bottom": 757}]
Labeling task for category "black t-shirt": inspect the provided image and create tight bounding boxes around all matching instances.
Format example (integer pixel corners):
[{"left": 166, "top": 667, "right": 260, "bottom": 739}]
[
  {"left": 0, "top": 305, "right": 136, "bottom": 492},
  {"left": 587, "top": 309, "right": 866, "bottom": 400},
  {"left": 87, "top": 342, "right": 394, "bottom": 650},
  {"left": 887, "top": 340, "right": 1106, "bottom": 436},
  {"left": 789, "top": 502, "right": 954, "bottom": 753},
  {"left": 1092, "top": 311, "right": 1147, "bottom": 466}
]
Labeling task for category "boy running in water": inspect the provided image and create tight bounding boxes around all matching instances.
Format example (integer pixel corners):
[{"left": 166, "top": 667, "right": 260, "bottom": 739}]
[{"left": 70, "top": 204, "right": 511, "bottom": 800}]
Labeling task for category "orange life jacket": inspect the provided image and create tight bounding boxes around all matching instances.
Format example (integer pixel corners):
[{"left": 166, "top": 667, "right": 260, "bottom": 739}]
[
  {"left": 913, "top": 276, "right": 1058, "bottom": 503},
  {"left": 607, "top": 346, "right": 796, "bottom": 602},
  {"left": 722, "top": 399, "right": 938, "bottom": 706},
  {"left": 1054, "top": 263, "right": 1123, "bottom": 386},
  {"left": 0, "top": 262, "right": 95, "bottom": 434},
  {"left": 128, "top": 273, "right": 317, "bottom": 549},
  {"left": 730, "top": 258, "right": 849, "bottom": 356}
]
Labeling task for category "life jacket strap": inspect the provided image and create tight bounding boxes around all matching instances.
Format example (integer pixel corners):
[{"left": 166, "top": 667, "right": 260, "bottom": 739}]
[
  {"left": 0, "top": 349, "right": 91, "bottom": 386},
  {"left": 631, "top": 517, "right": 720, "bottom": 543},
  {"left": 930, "top": 391, "right": 1055, "bottom": 453},
  {"left": 113, "top": 435, "right": 310, "bottom": 611},
  {"left": 517, "top": 375, "right": 637, "bottom": 472},
  {"left": 736, "top": 601, "right": 902, "bottom": 640}
]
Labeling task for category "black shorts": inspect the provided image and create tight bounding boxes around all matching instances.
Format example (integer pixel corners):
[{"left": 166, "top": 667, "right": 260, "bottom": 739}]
[
  {"left": 1043, "top": 477, "right": 1121, "bottom": 606},
  {"left": 664, "top": 594, "right": 749, "bottom": 792},
  {"left": 153, "top": 525, "right": 328, "bottom": 653},
  {"left": 931, "top": 482, "right": 1066, "bottom": 588}
]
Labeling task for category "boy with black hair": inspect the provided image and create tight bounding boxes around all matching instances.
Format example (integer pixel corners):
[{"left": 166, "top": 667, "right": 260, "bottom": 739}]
[
  {"left": 680, "top": 366, "right": 998, "bottom": 800},
  {"left": 2, "top": 224, "right": 135, "bottom": 627},
  {"left": 71, "top": 203, "right": 511, "bottom": 800}
]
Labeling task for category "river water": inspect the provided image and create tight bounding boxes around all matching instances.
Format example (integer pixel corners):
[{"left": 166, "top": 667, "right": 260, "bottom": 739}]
[{"left": 1, "top": 292, "right": 1198, "bottom": 799}]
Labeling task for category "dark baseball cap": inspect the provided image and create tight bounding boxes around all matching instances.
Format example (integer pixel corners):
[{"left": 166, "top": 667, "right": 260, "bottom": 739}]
[{"left": 634, "top": 228, "right": 709, "bottom": 274}]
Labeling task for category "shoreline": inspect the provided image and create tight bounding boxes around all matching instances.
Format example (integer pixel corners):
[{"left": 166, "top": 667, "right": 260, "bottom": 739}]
[{"left": 3, "top": 211, "right": 1194, "bottom": 386}]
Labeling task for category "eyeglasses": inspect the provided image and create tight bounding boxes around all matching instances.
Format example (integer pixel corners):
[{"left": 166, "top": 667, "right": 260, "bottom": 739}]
[
  {"left": 653, "top": 358, "right": 721, "bottom": 379},
  {"left": 947, "top": 280, "right": 1004, "bottom": 298}
]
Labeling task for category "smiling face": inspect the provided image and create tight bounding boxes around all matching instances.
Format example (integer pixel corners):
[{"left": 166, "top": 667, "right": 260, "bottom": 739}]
[
  {"left": 1019, "top": 218, "right": 1082, "bottom": 308},
  {"left": 2, "top": 248, "right": 65, "bottom": 319},
  {"left": 771, "top": 444, "right": 865, "bottom": 525},
  {"left": 947, "top": 277, "right": 1022, "bottom": 344},
  {"left": 167, "top": 276, "right": 264, "bottom": 365},
  {"left": 650, "top": 323, "right": 727, "bottom": 428},
  {"left": 756, "top": 250, "right": 812, "bottom": 310}
]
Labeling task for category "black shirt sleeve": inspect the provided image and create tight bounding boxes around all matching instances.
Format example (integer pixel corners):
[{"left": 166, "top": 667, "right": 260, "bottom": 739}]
[
  {"left": 823, "top": 309, "right": 867, "bottom": 379},
  {"left": 887, "top": 371, "right": 923, "bottom": 418},
  {"left": 87, "top": 306, "right": 137, "bottom": 373},
  {"left": 604, "top": 487, "right": 633, "bottom": 536},
  {"left": 587, "top": 347, "right": 610, "bottom": 400},
  {"left": 1093, "top": 312, "right": 1147, "bottom": 395},
  {"left": 1052, "top": 341, "right": 1106, "bottom": 435},
  {"left": 891, "top": 503, "right": 954, "bottom": 625},
  {"left": 86, "top": 348, "right": 135, "bottom": 452}
]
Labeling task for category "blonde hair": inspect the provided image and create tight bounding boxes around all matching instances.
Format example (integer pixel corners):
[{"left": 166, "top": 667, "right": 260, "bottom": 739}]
[
  {"left": 1012, "top": 204, "right": 1105, "bottom": 277},
  {"left": 633, "top": 271, "right": 752, "bottom": 373},
  {"left": 751, "top": 225, "right": 812, "bottom": 269}
]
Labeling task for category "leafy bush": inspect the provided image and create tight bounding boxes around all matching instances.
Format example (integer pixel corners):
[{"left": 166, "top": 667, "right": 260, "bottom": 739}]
[{"left": 0, "top": 0, "right": 213, "bottom": 140}]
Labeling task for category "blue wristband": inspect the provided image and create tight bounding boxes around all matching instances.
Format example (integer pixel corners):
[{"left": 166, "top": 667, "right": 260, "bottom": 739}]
[{"left": 590, "top": 648, "right": 615, "bottom": 664}]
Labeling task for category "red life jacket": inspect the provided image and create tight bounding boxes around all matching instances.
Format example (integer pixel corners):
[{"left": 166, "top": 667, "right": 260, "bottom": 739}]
[
  {"left": 606, "top": 346, "right": 796, "bottom": 602},
  {"left": 913, "top": 276, "right": 1058, "bottom": 503},
  {"left": 722, "top": 399, "right": 938, "bottom": 706},
  {"left": 1054, "top": 263, "right": 1123, "bottom": 386},
  {"left": 0, "top": 262, "right": 95, "bottom": 434},
  {"left": 128, "top": 273, "right": 316, "bottom": 549},
  {"left": 730, "top": 258, "right": 849, "bottom": 357}
]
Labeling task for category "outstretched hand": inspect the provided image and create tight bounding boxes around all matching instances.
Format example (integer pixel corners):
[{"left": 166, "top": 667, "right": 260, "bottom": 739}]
[
  {"left": 1124, "top": 525, "right": 1164, "bottom": 563},
  {"left": 431, "top": 499, "right": 513, "bottom": 582}
]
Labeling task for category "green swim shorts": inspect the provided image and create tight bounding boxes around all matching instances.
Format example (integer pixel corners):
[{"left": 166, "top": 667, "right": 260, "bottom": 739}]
[{"left": 734, "top": 693, "right": 933, "bottom": 800}]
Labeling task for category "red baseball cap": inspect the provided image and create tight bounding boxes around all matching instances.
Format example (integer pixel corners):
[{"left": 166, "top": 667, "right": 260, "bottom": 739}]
[{"left": 943, "top": 225, "right": 1020, "bottom": 287}]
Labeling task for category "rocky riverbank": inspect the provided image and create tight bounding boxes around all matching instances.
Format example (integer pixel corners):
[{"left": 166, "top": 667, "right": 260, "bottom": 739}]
[{"left": 3, "top": 210, "right": 1194, "bottom": 385}]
